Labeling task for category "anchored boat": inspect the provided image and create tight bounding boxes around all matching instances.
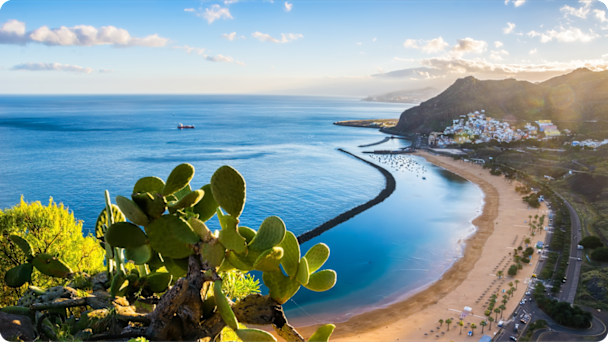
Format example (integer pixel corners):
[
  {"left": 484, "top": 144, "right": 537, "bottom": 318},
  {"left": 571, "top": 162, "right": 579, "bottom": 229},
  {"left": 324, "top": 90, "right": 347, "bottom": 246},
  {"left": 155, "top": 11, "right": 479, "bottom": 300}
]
[{"left": 177, "top": 123, "right": 195, "bottom": 129}]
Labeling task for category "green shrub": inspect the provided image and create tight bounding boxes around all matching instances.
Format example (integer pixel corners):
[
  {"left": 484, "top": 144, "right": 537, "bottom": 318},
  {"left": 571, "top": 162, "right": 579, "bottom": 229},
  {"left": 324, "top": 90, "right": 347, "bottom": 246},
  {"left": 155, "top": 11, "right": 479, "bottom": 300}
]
[
  {"left": 591, "top": 247, "right": 608, "bottom": 262},
  {"left": 0, "top": 197, "right": 105, "bottom": 307},
  {"left": 508, "top": 265, "right": 518, "bottom": 276},
  {"left": 580, "top": 236, "right": 604, "bottom": 249}
]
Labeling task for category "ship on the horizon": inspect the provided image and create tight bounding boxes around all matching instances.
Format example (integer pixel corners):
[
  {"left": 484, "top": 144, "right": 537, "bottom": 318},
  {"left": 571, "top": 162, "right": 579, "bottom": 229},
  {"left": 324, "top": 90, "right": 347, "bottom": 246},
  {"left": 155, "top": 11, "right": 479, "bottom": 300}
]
[{"left": 177, "top": 123, "right": 195, "bottom": 129}]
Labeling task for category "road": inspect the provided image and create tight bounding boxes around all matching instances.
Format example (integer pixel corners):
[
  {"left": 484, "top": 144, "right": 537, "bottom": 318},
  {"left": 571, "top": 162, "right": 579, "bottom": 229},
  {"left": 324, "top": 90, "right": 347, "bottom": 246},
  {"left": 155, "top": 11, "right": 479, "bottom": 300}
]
[{"left": 555, "top": 195, "right": 583, "bottom": 304}]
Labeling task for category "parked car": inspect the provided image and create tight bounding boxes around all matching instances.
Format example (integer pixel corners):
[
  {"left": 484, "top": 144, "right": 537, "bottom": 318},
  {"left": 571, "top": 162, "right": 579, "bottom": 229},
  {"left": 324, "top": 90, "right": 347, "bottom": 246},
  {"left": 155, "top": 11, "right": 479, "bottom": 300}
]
[
  {"left": 577, "top": 258, "right": 582, "bottom": 261},
  {"left": 525, "top": 291, "right": 531, "bottom": 295},
  {"left": 510, "top": 336, "right": 518, "bottom": 341}
]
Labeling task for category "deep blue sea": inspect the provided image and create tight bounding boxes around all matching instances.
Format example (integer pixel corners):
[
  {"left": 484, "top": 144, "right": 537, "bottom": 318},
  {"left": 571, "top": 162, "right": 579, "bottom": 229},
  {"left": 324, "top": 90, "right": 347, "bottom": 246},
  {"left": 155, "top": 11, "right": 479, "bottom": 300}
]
[{"left": 0, "top": 95, "right": 482, "bottom": 324}]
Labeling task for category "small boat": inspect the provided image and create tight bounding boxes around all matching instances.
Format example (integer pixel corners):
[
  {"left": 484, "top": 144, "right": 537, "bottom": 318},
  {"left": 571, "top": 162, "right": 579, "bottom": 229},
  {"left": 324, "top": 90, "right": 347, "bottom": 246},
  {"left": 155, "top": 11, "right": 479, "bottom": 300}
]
[
  {"left": 422, "top": 177, "right": 426, "bottom": 180},
  {"left": 178, "top": 123, "right": 195, "bottom": 129}
]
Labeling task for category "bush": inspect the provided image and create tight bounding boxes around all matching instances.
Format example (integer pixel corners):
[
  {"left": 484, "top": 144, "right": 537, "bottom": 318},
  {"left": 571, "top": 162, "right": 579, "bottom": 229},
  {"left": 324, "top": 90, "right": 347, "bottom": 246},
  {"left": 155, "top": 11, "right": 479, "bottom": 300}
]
[
  {"left": 533, "top": 283, "right": 592, "bottom": 328},
  {"left": 591, "top": 247, "right": 608, "bottom": 262},
  {"left": 0, "top": 198, "right": 105, "bottom": 307},
  {"left": 490, "top": 169, "right": 502, "bottom": 176},
  {"left": 580, "top": 236, "right": 604, "bottom": 249},
  {"left": 508, "top": 265, "right": 518, "bottom": 276},
  {"left": 523, "top": 193, "right": 541, "bottom": 208}
]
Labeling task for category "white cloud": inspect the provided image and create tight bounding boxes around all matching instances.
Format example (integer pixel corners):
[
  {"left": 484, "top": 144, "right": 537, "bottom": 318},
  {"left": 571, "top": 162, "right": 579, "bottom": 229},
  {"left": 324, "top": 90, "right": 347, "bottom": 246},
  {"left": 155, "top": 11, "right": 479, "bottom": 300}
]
[
  {"left": 504, "top": 0, "right": 525, "bottom": 6},
  {"left": 205, "top": 54, "right": 233, "bottom": 62},
  {"left": 503, "top": 22, "right": 516, "bottom": 34},
  {"left": 356, "top": 42, "right": 362, "bottom": 45},
  {"left": 403, "top": 39, "right": 419, "bottom": 49},
  {"left": 224, "top": 0, "right": 238, "bottom": 4},
  {"left": 236, "top": 61, "right": 245, "bottom": 66},
  {"left": 10, "top": 62, "right": 93, "bottom": 73},
  {"left": 251, "top": 31, "right": 303, "bottom": 43},
  {"left": 422, "top": 37, "right": 449, "bottom": 53},
  {"left": 376, "top": 67, "right": 384, "bottom": 74},
  {"left": 494, "top": 41, "right": 504, "bottom": 48},
  {"left": 184, "top": 8, "right": 195, "bottom": 12},
  {"left": 489, "top": 49, "right": 509, "bottom": 61},
  {"left": 528, "top": 26, "right": 599, "bottom": 42},
  {"left": 173, "top": 45, "right": 206, "bottom": 54},
  {"left": 202, "top": 5, "right": 233, "bottom": 24},
  {"left": 594, "top": 9, "right": 608, "bottom": 22},
  {"left": 451, "top": 38, "right": 487, "bottom": 57},
  {"left": 222, "top": 32, "right": 244, "bottom": 41},
  {"left": 560, "top": 0, "right": 593, "bottom": 19},
  {"left": 529, "top": 48, "right": 537, "bottom": 54},
  {"left": 284, "top": 1, "right": 293, "bottom": 11},
  {"left": 373, "top": 37, "right": 377, "bottom": 42},
  {"left": 0, "top": 20, "right": 169, "bottom": 47},
  {"left": 99, "top": 69, "right": 114, "bottom": 73}
]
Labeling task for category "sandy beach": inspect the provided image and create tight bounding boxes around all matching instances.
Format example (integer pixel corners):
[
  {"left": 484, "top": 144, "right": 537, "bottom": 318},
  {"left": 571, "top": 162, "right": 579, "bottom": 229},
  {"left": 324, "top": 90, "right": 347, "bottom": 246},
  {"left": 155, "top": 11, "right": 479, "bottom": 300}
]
[{"left": 298, "top": 151, "right": 549, "bottom": 341}]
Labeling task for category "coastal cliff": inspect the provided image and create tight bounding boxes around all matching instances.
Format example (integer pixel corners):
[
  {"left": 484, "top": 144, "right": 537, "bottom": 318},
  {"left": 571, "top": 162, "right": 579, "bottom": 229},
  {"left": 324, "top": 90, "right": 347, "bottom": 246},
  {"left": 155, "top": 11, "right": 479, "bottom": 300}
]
[{"left": 395, "top": 68, "right": 608, "bottom": 134}]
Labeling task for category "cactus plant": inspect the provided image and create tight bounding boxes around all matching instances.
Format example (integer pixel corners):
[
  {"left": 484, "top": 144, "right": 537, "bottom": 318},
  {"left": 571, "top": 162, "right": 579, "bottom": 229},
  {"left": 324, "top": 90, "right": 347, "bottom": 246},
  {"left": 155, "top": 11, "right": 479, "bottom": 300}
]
[
  {"left": 146, "top": 215, "right": 200, "bottom": 259},
  {"left": 304, "top": 270, "right": 337, "bottom": 292},
  {"left": 253, "top": 247, "right": 284, "bottom": 272},
  {"left": 211, "top": 165, "right": 246, "bottom": 218},
  {"left": 262, "top": 269, "right": 301, "bottom": 304},
  {"left": 105, "top": 222, "right": 148, "bottom": 249},
  {"left": 279, "top": 231, "right": 300, "bottom": 278},
  {"left": 133, "top": 176, "right": 165, "bottom": 194},
  {"left": 115, "top": 195, "right": 149, "bottom": 226},
  {"left": 4, "top": 263, "right": 33, "bottom": 287},
  {"left": 309, "top": 324, "right": 336, "bottom": 342},
  {"left": 248, "top": 216, "right": 286, "bottom": 251},
  {"left": 236, "top": 329, "right": 277, "bottom": 342},
  {"left": 192, "top": 184, "right": 219, "bottom": 222},
  {"left": 162, "top": 163, "right": 195, "bottom": 196},
  {"left": 214, "top": 280, "right": 239, "bottom": 330},
  {"left": 296, "top": 257, "right": 309, "bottom": 286},
  {"left": 304, "top": 243, "right": 330, "bottom": 274}
]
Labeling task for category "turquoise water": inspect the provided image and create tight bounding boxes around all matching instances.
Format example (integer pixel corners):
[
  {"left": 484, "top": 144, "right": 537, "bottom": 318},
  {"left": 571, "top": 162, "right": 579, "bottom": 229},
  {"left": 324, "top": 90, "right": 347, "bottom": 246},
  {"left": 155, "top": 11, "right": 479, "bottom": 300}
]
[{"left": 0, "top": 95, "right": 482, "bottom": 323}]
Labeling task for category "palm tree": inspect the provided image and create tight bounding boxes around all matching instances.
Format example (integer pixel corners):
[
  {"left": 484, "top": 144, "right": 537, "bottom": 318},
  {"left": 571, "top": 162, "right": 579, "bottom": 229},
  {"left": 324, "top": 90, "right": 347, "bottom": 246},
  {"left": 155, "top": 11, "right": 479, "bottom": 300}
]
[
  {"left": 439, "top": 319, "right": 444, "bottom": 330},
  {"left": 503, "top": 294, "right": 508, "bottom": 302},
  {"left": 525, "top": 238, "right": 531, "bottom": 245},
  {"left": 471, "top": 323, "right": 477, "bottom": 336},
  {"left": 484, "top": 310, "right": 491, "bottom": 319},
  {"left": 480, "top": 321, "right": 487, "bottom": 334},
  {"left": 445, "top": 318, "right": 452, "bottom": 331},
  {"left": 499, "top": 304, "right": 506, "bottom": 318},
  {"left": 494, "top": 308, "right": 500, "bottom": 320},
  {"left": 497, "top": 270, "right": 503, "bottom": 278},
  {"left": 458, "top": 320, "right": 464, "bottom": 335},
  {"left": 508, "top": 282, "right": 513, "bottom": 288},
  {"left": 488, "top": 317, "right": 494, "bottom": 330},
  {"left": 515, "top": 279, "right": 519, "bottom": 290}
]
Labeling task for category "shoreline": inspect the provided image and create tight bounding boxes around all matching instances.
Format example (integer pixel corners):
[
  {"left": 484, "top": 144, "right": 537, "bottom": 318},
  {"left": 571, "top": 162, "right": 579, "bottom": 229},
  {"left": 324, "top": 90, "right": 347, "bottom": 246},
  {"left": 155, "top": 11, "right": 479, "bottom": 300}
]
[
  {"left": 297, "top": 148, "right": 396, "bottom": 244},
  {"left": 297, "top": 151, "right": 503, "bottom": 340}
]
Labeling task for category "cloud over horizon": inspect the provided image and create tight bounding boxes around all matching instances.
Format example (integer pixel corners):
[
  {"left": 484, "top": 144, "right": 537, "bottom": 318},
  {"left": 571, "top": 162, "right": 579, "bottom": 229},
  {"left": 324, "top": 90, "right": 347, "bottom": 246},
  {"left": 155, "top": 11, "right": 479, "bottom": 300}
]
[
  {"left": 528, "top": 26, "right": 599, "bottom": 43},
  {"left": 251, "top": 32, "right": 303, "bottom": 43},
  {"left": 0, "top": 19, "right": 168, "bottom": 47},
  {"left": 10, "top": 62, "right": 93, "bottom": 73},
  {"left": 403, "top": 36, "right": 449, "bottom": 53}
]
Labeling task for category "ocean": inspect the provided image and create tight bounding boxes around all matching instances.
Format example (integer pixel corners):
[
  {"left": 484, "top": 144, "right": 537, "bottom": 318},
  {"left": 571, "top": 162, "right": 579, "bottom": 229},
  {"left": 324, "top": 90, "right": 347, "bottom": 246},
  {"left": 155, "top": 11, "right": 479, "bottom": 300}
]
[{"left": 0, "top": 95, "right": 483, "bottom": 324}]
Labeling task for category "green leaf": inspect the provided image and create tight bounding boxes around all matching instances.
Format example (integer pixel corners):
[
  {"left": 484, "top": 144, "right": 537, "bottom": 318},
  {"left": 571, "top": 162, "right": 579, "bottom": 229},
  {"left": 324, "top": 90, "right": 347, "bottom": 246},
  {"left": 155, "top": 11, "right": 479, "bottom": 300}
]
[
  {"left": 279, "top": 231, "right": 300, "bottom": 278},
  {"left": 214, "top": 280, "right": 239, "bottom": 330},
  {"left": 308, "top": 324, "right": 336, "bottom": 342},
  {"left": 238, "top": 226, "right": 256, "bottom": 244},
  {"left": 211, "top": 165, "right": 246, "bottom": 218},
  {"left": 164, "top": 256, "right": 188, "bottom": 279},
  {"left": 200, "top": 240, "right": 226, "bottom": 269},
  {"left": 105, "top": 222, "right": 148, "bottom": 249},
  {"left": 32, "top": 253, "right": 72, "bottom": 278},
  {"left": 217, "top": 209, "right": 247, "bottom": 253},
  {"left": 303, "top": 269, "right": 336, "bottom": 292},
  {"left": 162, "top": 163, "right": 195, "bottom": 196},
  {"left": 146, "top": 215, "right": 200, "bottom": 259},
  {"left": 304, "top": 243, "right": 330, "bottom": 274},
  {"left": 262, "top": 269, "right": 300, "bottom": 304},
  {"left": 168, "top": 190, "right": 205, "bottom": 210},
  {"left": 145, "top": 272, "right": 172, "bottom": 293},
  {"left": 173, "top": 184, "right": 193, "bottom": 201},
  {"left": 236, "top": 329, "right": 277, "bottom": 342},
  {"left": 192, "top": 184, "right": 219, "bottom": 222},
  {"left": 4, "top": 263, "right": 33, "bottom": 287},
  {"left": 95, "top": 204, "right": 125, "bottom": 240},
  {"left": 9, "top": 235, "right": 33, "bottom": 257},
  {"left": 248, "top": 216, "right": 286, "bottom": 251},
  {"left": 125, "top": 244, "right": 153, "bottom": 265},
  {"left": 132, "top": 192, "right": 167, "bottom": 219},
  {"left": 253, "top": 247, "right": 284, "bottom": 272},
  {"left": 115, "top": 196, "right": 149, "bottom": 226},
  {"left": 133, "top": 176, "right": 165, "bottom": 194},
  {"left": 296, "top": 257, "right": 309, "bottom": 286}
]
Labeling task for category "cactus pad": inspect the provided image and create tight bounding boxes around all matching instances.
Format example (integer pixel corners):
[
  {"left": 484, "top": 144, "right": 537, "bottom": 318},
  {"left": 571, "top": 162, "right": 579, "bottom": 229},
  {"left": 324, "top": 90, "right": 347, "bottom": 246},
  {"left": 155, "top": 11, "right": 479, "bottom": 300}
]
[
  {"left": 173, "top": 183, "right": 192, "bottom": 201},
  {"left": 236, "top": 329, "right": 277, "bottom": 342},
  {"left": 308, "top": 324, "right": 336, "bottom": 342},
  {"left": 189, "top": 217, "right": 213, "bottom": 242},
  {"left": 133, "top": 176, "right": 165, "bottom": 194},
  {"left": 296, "top": 257, "right": 309, "bottom": 286},
  {"left": 217, "top": 209, "right": 247, "bottom": 253},
  {"left": 248, "top": 216, "right": 286, "bottom": 251},
  {"left": 262, "top": 270, "right": 301, "bottom": 304},
  {"left": 110, "top": 270, "right": 128, "bottom": 297},
  {"left": 253, "top": 247, "right": 284, "bottom": 272},
  {"left": 168, "top": 189, "right": 205, "bottom": 210},
  {"left": 192, "top": 184, "right": 219, "bottom": 222},
  {"left": 145, "top": 272, "right": 172, "bottom": 293},
  {"left": 303, "top": 269, "right": 336, "bottom": 292},
  {"left": 214, "top": 280, "right": 239, "bottom": 330},
  {"left": 9, "top": 235, "right": 33, "bottom": 257},
  {"left": 164, "top": 256, "right": 188, "bottom": 279},
  {"left": 147, "top": 251, "right": 165, "bottom": 271},
  {"left": 200, "top": 240, "right": 226, "bottom": 268},
  {"left": 132, "top": 192, "right": 167, "bottom": 219},
  {"left": 218, "top": 258, "right": 236, "bottom": 272},
  {"left": 32, "top": 253, "right": 72, "bottom": 278},
  {"left": 4, "top": 263, "right": 33, "bottom": 288},
  {"left": 105, "top": 222, "right": 148, "bottom": 249},
  {"left": 95, "top": 204, "right": 125, "bottom": 241},
  {"left": 162, "top": 163, "right": 195, "bottom": 196},
  {"left": 211, "top": 165, "right": 246, "bottom": 218},
  {"left": 226, "top": 250, "right": 256, "bottom": 271},
  {"left": 304, "top": 243, "right": 330, "bottom": 274},
  {"left": 237, "top": 226, "right": 256, "bottom": 244},
  {"left": 125, "top": 244, "right": 152, "bottom": 265},
  {"left": 115, "top": 195, "right": 149, "bottom": 226},
  {"left": 146, "top": 215, "right": 200, "bottom": 259},
  {"left": 278, "top": 231, "right": 300, "bottom": 278}
]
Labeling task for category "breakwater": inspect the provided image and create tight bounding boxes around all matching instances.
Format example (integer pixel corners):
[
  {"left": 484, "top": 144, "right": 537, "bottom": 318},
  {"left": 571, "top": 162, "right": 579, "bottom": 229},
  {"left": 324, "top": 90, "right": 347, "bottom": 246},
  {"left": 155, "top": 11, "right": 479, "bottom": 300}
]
[
  {"left": 358, "top": 137, "right": 390, "bottom": 148},
  {"left": 297, "top": 148, "right": 396, "bottom": 244}
]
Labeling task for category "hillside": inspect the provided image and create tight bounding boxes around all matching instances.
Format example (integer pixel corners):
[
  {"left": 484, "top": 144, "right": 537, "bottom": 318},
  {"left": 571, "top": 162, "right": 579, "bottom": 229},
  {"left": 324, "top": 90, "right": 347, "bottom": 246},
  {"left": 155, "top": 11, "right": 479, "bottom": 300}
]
[{"left": 394, "top": 68, "right": 608, "bottom": 134}]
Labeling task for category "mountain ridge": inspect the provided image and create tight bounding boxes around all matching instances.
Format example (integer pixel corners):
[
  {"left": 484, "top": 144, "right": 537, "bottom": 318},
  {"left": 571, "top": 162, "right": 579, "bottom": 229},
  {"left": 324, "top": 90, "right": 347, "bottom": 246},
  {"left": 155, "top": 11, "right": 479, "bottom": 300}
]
[{"left": 394, "top": 68, "right": 608, "bottom": 134}]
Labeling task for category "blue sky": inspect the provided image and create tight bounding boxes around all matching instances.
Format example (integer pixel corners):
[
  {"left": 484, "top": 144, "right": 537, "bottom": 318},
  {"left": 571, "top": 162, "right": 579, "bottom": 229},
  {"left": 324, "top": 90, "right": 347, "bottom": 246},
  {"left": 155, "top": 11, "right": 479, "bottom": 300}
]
[{"left": 0, "top": 0, "right": 607, "bottom": 94}]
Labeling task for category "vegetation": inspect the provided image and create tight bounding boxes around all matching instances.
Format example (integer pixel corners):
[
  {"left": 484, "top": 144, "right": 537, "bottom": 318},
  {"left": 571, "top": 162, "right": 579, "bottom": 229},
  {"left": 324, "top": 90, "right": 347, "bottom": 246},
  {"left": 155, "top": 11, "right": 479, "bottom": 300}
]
[
  {"left": 0, "top": 198, "right": 105, "bottom": 307},
  {"left": 0, "top": 164, "right": 338, "bottom": 341},
  {"left": 522, "top": 193, "right": 541, "bottom": 208},
  {"left": 533, "top": 283, "right": 592, "bottom": 328},
  {"left": 579, "top": 236, "right": 604, "bottom": 249},
  {"left": 508, "top": 265, "right": 518, "bottom": 276},
  {"left": 591, "top": 247, "right": 608, "bottom": 261}
]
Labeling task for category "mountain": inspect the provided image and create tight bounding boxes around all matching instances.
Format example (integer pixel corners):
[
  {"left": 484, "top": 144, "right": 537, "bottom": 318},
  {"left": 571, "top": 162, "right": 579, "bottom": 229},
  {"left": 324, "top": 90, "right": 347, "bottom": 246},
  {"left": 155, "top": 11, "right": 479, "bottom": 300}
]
[
  {"left": 362, "top": 87, "right": 440, "bottom": 104},
  {"left": 394, "top": 68, "right": 608, "bottom": 134}
]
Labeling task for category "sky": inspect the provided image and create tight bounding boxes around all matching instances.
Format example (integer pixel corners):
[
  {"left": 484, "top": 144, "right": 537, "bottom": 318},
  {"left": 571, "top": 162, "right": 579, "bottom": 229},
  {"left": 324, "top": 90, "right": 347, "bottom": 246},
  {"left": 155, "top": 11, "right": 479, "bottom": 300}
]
[{"left": 0, "top": 0, "right": 607, "bottom": 95}]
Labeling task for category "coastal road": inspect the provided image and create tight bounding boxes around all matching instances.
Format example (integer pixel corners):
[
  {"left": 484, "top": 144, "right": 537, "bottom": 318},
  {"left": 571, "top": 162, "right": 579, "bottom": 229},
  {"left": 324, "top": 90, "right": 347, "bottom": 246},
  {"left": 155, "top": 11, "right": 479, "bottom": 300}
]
[{"left": 555, "top": 194, "right": 582, "bottom": 304}]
